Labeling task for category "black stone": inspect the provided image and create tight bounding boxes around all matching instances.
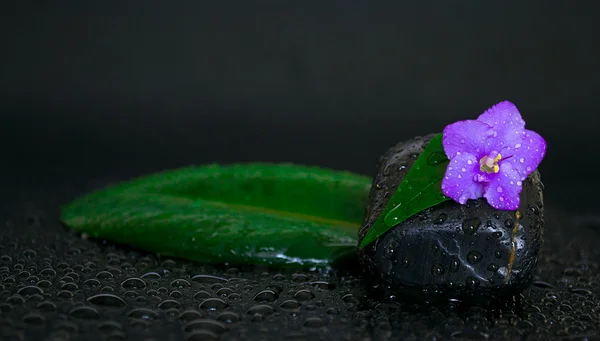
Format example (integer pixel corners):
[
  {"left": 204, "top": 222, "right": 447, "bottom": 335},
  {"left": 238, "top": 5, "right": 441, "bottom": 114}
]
[{"left": 358, "top": 134, "right": 545, "bottom": 298}]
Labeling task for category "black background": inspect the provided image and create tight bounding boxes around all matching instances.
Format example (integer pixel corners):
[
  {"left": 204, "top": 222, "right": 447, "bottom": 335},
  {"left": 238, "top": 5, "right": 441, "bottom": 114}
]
[{"left": 2, "top": 1, "right": 599, "bottom": 214}]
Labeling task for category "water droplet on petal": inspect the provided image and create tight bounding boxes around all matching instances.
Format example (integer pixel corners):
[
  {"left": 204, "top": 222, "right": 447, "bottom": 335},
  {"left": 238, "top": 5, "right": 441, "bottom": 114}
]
[
  {"left": 497, "top": 187, "right": 502, "bottom": 193},
  {"left": 467, "top": 159, "right": 472, "bottom": 164},
  {"left": 519, "top": 157, "right": 524, "bottom": 163},
  {"left": 515, "top": 143, "right": 521, "bottom": 148},
  {"left": 499, "top": 196, "right": 504, "bottom": 202},
  {"left": 461, "top": 167, "right": 466, "bottom": 172},
  {"left": 517, "top": 181, "right": 522, "bottom": 186}
]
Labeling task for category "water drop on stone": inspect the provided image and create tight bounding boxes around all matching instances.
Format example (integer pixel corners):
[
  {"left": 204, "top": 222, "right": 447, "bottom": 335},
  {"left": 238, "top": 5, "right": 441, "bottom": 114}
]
[
  {"left": 449, "top": 256, "right": 460, "bottom": 272},
  {"left": 431, "top": 264, "right": 445, "bottom": 276},
  {"left": 465, "top": 277, "right": 480, "bottom": 290},
  {"left": 433, "top": 213, "right": 448, "bottom": 225},
  {"left": 384, "top": 242, "right": 396, "bottom": 259},
  {"left": 467, "top": 251, "right": 483, "bottom": 264},
  {"left": 487, "top": 263, "right": 499, "bottom": 272},
  {"left": 462, "top": 218, "right": 482, "bottom": 235}
]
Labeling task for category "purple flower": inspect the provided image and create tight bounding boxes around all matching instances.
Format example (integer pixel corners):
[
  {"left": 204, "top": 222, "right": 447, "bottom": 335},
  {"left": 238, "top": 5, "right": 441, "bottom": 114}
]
[{"left": 441, "top": 101, "right": 547, "bottom": 210}]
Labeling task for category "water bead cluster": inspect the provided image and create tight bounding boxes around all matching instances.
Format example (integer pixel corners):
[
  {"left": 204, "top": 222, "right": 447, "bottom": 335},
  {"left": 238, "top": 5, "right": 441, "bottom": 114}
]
[{"left": 441, "top": 101, "right": 547, "bottom": 210}]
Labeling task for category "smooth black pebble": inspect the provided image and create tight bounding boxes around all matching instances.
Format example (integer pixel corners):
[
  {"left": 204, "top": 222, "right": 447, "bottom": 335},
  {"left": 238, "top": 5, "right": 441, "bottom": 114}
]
[{"left": 358, "top": 134, "right": 544, "bottom": 298}]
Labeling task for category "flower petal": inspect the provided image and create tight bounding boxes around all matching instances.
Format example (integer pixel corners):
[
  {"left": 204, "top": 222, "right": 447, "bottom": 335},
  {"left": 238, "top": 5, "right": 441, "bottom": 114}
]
[
  {"left": 483, "top": 161, "right": 522, "bottom": 210},
  {"left": 442, "top": 120, "right": 494, "bottom": 159},
  {"left": 476, "top": 101, "right": 526, "bottom": 155},
  {"left": 441, "top": 152, "right": 486, "bottom": 204},
  {"left": 509, "top": 129, "right": 547, "bottom": 179}
]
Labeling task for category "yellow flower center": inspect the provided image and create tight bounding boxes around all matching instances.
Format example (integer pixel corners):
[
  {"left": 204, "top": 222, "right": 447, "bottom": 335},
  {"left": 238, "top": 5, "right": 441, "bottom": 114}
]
[{"left": 480, "top": 153, "right": 502, "bottom": 174}]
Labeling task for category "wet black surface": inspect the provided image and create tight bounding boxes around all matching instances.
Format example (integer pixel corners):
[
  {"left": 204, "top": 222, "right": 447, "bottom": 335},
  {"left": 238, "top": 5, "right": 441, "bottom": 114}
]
[{"left": 1, "top": 176, "right": 600, "bottom": 341}]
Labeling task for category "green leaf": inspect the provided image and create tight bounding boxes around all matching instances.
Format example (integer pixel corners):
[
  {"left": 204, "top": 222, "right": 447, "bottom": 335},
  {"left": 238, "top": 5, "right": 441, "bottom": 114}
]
[
  {"left": 61, "top": 163, "right": 372, "bottom": 268},
  {"left": 359, "top": 133, "right": 451, "bottom": 249}
]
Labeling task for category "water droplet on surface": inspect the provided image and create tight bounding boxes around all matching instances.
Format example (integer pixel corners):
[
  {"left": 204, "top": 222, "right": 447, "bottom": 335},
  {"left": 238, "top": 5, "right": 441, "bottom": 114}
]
[
  {"left": 88, "top": 293, "right": 127, "bottom": 307},
  {"left": 465, "top": 277, "right": 480, "bottom": 290},
  {"left": 191, "top": 275, "right": 228, "bottom": 284},
  {"left": 184, "top": 319, "right": 227, "bottom": 334},
  {"left": 427, "top": 152, "right": 447, "bottom": 165},
  {"left": 158, "top": 299, "right": 181, "bottom": 310},
  {"left": 216, "top": 311, "right": 239, "bottom": 323},
  {"left": 492, "top": 231, "right": 502, "bottom": 238},
  {"left": 68, "top": 306, "right": 101, "bottom": 320},
  {"left": 186, "top": 330, "right": 219, "bottom": 341},
  {"left": 384, "top": 242, "right": 396, "bottom": 259},
  {"left": 487, "top": 263, "right": 499, "bottom": 272},
  {"left": 431, "top": 264, "right": 445, "bottom": 276},
  {"left": 246, "top": 304, "right": 275, "bottom": 316},
  {"left": 170, "top": 279, "right": 191, "bottom": 288},
  {"left": 194, "top": 291, "right": 212, "bottom": 300},
  {"left": 279, "top": 299, "right": 301, "bottom": 311},
  {"left": 462, "top": 218, "right": 482, "bottom": 235},
  {"left": 36, "top": 301, "right": 56, "bottom": 312},
  {"left": 253, "top": 290, "right": 278, "bottom": 303},
  {"left": 121, "top": 277, "right": 146, "bottom": 289},
  {"left": 140, "top": 271, "right": 161, "bottom": 279},
  {"left": 494, "top": 250, "right": 502, "bottom": 259},
  {"left": 17, "top": 285, "right": 43, "bottom": 296},
  {"left": 448, "top": 256, "right": 460, "bottom": 272},
  {"left": 215, "top": 288, "right": 233, "bottom": 297},
  {"left": 433, "top": 213, "right": 448, "bottom": 225},
  {"left": 304, "top": 317, "right": 325, "bottom": 328},
  {"left": 467, "top": 251, "right": 483, "bottom": 264},
  {"left": 22, "top": 313, "right": 45, "bottom": 325},
  {"left": 199, "top": 298, "right": 228, "bottom": 311},
  {"left": 127, "top": 308, "right": 159, "bottom": 320},
  {"left": 293, "top": 289, "right": 315, "bottom": 301}
]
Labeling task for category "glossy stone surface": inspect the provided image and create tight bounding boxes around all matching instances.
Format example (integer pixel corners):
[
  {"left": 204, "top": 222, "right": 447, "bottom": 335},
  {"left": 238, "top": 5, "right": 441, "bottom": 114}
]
[{"left": 358, "top": 134, "right": 545, "bottom": 297}]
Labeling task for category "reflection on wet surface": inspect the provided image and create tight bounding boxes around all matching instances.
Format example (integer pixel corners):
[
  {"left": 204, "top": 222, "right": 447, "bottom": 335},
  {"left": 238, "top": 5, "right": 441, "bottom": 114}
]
[{"left": 1, "top": 178, "right": 599, "bottom": 340}]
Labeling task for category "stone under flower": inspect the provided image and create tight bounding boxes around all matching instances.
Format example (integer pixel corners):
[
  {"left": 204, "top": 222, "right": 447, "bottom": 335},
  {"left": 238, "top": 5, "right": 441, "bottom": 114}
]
[{"left": 441, "top": 101, "right": 547, "bottom": 210}]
